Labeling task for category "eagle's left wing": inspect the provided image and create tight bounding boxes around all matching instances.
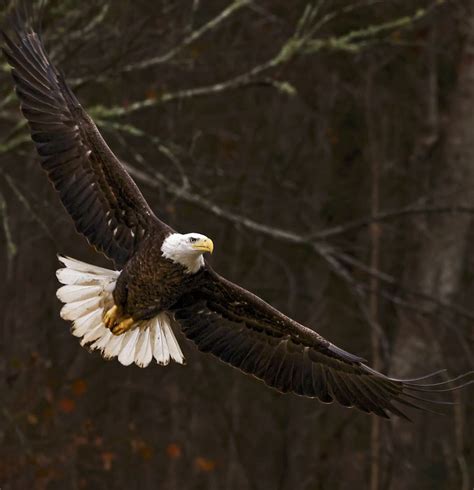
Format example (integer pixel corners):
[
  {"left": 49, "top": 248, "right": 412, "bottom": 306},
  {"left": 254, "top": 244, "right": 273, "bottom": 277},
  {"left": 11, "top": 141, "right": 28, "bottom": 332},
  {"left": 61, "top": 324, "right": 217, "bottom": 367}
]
[
  {"left": 2, "top": 17, "right": 172, "bottom": 268},
  {"left": 172, "top": 269, "right": 472, "bottom": 419}
]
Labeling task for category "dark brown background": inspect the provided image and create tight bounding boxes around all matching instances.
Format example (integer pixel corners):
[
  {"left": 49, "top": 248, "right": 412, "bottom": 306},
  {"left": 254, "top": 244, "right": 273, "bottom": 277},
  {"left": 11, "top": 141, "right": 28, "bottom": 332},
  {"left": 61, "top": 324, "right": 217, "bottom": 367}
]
[{"left": 0, "top": 1, "right": 472, "bottom": 489}]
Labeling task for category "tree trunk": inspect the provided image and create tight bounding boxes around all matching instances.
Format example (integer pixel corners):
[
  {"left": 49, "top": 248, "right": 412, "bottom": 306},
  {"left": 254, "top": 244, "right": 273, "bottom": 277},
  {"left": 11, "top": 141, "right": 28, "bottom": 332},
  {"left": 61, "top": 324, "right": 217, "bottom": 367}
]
[{"left": 389, "top": 7, "right": 474, "bottom": 490}]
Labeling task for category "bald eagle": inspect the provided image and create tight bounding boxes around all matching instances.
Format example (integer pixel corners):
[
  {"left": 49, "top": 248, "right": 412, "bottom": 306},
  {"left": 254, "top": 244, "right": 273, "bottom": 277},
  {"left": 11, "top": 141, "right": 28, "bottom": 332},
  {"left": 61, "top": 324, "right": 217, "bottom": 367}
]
[{"left": 2, "top": 14, "right": 471, "bottom": 420}]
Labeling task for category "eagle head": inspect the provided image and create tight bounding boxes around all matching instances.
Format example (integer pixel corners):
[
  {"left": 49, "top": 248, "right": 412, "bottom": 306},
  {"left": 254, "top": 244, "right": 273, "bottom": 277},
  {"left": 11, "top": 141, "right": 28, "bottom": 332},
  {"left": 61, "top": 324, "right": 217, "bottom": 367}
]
[{"left": 161, "top": 233, "right": 214, "bottom": 273}]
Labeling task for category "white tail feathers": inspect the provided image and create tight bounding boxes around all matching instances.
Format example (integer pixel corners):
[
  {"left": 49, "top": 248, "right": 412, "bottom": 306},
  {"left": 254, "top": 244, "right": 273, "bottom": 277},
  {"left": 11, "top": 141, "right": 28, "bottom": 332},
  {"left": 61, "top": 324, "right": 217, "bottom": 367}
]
[{"left": 56, "top": 256, "right": 185, "bottom": 368}]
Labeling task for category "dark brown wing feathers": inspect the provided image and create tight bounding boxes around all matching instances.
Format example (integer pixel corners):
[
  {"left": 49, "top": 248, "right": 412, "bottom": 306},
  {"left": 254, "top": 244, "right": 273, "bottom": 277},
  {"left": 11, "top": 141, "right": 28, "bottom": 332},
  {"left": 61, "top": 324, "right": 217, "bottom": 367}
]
[
  {"left": 2, "top": 19, "right": 171, "bottom": 267},
  {"left": 173, "top": 270, "right": 473, "bottom": 420}
]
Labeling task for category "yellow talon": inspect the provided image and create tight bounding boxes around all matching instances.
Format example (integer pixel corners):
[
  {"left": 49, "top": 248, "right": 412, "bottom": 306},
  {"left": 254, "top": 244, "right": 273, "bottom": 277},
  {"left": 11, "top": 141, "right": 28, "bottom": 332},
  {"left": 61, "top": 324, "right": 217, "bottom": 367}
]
[
  {"left": 104, "top": 304, "right": 134, "bottom": 335},
  {"left": 104, "top": 305, "right": 119, "bottom": 329},
  {"left": 111, "top": 317, "right": 135, "bottom": 336}
]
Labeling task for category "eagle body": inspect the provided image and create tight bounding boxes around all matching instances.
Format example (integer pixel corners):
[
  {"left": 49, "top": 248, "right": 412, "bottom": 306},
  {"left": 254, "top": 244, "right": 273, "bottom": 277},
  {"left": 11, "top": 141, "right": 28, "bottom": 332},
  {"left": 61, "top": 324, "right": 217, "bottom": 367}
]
[
  {"left": 2, "top": 11, "right": 471, "bottom": 419},
  {"left": 113, "top": 235, "right": 206, "bottom": 321}
]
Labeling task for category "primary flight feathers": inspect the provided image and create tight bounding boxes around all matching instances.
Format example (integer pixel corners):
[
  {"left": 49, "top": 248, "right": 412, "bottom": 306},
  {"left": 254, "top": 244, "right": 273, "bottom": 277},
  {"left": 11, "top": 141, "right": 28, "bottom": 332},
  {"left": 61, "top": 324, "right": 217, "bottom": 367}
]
[
  {"left": 2, "top": 15, "right": 171, "bottom": 267},
  {"left": 2, "top": 10, "right": 472, "bottom": 420}
]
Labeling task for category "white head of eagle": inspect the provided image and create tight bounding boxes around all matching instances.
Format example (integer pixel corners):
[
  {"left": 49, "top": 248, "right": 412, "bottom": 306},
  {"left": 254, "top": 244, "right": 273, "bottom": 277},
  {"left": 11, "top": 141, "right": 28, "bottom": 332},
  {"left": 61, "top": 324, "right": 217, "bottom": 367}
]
[{"left": 161, "top": 233, "right": 214, "bottom": 273}]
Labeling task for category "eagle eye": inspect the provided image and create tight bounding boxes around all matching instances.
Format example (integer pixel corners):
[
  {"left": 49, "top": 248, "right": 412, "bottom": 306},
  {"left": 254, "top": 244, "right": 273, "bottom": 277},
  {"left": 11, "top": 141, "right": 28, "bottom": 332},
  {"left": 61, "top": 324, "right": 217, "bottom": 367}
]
[{"left": 189, "top": 237, "right": 198, "bottom": 243}]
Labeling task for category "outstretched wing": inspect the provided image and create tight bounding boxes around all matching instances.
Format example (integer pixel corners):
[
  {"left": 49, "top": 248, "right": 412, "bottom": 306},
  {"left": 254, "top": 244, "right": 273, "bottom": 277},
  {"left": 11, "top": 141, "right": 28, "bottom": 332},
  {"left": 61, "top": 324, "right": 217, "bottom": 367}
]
[
  {"left": 173, "top": 269, "right": 472, "bottom": 419},
  {"left": 2, "top": 17, "right": 172, "bottom": 267}
]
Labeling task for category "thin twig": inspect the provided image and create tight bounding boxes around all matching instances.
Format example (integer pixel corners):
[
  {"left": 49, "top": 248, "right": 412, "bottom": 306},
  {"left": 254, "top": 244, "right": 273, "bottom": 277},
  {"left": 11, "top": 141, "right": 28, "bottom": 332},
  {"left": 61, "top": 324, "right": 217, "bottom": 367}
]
[
  {"left": 4, "top": 173, "right": 56, "bottom": 241},
  {"left": 122, "top": 0, "right": 251, "bottom": 72},
  {"left": 309, "top": 205, "right": 474, "bottom": 240}
]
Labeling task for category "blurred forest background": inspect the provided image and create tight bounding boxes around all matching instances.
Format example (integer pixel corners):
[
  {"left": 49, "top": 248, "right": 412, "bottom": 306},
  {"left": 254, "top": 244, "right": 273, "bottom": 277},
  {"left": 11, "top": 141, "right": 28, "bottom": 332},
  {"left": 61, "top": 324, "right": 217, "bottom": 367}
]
[{"left": 0, "top": 0, "right": 473, "bottom": 489}]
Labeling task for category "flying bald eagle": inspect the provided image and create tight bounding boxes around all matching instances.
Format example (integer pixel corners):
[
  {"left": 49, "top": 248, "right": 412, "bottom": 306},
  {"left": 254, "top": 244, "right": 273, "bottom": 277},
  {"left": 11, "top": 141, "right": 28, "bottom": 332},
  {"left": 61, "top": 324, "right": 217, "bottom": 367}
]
[{"left": 2, "top": 13, "right": 472, "bottom": 420}]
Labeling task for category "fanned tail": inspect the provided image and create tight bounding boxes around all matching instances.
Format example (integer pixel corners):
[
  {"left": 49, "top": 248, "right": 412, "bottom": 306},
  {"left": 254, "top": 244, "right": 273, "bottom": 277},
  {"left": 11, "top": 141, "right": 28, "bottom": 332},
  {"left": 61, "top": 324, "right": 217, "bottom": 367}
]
[{"left": 56, "top": 256, "right": 185, "bottom": 367}]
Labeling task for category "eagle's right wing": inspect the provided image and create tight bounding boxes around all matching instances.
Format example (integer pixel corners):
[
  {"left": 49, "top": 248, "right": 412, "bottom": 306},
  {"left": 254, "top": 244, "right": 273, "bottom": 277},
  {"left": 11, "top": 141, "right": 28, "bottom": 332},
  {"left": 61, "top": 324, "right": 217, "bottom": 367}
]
[{"left": 2, "top": 17, "right": 172, "bottom": 267}]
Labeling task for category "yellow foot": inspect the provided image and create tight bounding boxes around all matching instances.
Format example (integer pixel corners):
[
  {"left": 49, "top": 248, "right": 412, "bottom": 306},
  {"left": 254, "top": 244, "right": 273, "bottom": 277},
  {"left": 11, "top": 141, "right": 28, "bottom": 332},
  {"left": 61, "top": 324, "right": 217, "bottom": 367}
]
[
  {"left": 111, "top": 317, "right": 135, "bottom": 336},
  {"left": 103, "top": 305, "right": 119, "bottom": 329}
]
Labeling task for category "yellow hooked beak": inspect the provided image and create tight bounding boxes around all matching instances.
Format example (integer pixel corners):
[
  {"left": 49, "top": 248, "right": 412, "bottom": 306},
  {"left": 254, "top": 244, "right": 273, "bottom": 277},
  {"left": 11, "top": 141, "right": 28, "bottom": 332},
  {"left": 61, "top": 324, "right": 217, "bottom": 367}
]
[{"left": 191, "top": 237, "right": 214, "bottom": 254}]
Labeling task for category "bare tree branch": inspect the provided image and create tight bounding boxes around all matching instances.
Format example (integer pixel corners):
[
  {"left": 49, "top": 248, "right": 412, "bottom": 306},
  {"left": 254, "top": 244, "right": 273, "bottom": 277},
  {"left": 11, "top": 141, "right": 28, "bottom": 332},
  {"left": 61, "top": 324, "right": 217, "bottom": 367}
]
[
  {"left": 91, "top": 3, "right": 431, "bottom": 119},
  {"left": 121, "top": 0, "right": 252, "bottom": 73},
  {"left": 310, "top": 205, "right": 474, "bottom": 240},
  {"left": 0, "top": 189, "right": 16, "bottom": 269}
]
